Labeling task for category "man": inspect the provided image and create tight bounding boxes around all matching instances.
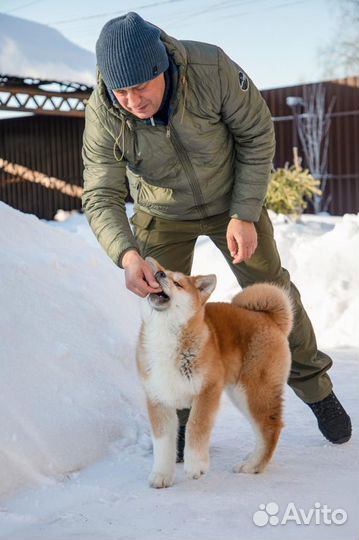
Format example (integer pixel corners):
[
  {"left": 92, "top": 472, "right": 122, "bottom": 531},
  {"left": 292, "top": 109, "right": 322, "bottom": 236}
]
[{"left": 82, "top": 12, "right": 351, "bottom": 460}]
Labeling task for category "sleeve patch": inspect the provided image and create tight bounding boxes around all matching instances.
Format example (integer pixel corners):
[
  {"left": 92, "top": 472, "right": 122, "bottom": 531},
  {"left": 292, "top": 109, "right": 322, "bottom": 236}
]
[{"left": 239, "top": 71, "right": 249, "bottom": 91}]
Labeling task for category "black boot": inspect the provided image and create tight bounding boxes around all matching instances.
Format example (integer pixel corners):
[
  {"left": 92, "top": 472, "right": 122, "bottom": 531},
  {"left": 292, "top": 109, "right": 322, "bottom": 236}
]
[
  {"left": 308, "top": 391, "right": 352, "bottom": 444},
  {"left": 176, "top": 425, "right": 186, "bottom": 463}
]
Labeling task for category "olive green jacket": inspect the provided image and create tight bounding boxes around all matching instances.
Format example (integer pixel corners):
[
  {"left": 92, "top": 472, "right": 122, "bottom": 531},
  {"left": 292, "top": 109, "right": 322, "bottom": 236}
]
[{"left": 82, "top": 31, "right": 275, "bottom": 267}]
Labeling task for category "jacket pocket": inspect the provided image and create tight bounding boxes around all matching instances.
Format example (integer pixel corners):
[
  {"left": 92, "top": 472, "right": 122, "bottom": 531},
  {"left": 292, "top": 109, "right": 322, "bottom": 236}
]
[
  {"left": 130, "top": 210, "right": 155, "bottom": 255},
  {"left": 130, "top": 210, "right": 154, "bottom": 229},
  {"left": 127, "top": 167, "right": 175, "bottom": 213}
]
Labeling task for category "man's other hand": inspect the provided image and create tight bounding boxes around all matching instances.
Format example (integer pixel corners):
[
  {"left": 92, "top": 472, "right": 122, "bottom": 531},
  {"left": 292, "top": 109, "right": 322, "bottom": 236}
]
[
  {"left": 226, "top": 218, "right": 257, "bottom": 264},
  {"left": 122, "top": 250, "right": 162, "bottom": 297}
]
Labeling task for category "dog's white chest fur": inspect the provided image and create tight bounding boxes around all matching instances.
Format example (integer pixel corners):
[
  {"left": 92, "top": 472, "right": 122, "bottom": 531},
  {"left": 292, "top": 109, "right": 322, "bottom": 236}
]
[{"left": 140, "top": 315, "right": 203, "bottom": 409}]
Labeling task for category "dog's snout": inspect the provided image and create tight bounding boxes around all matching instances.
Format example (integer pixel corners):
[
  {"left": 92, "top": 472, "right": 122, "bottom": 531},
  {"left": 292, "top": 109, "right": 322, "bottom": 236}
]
[{"left": 155, "top": 271, "right": 166, "bottom": 280}]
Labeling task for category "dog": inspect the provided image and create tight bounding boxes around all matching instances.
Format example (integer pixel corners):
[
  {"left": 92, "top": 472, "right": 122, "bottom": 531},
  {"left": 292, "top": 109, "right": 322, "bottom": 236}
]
[{"left": 137, "top": 257, "right": 293, "bottom": 488}]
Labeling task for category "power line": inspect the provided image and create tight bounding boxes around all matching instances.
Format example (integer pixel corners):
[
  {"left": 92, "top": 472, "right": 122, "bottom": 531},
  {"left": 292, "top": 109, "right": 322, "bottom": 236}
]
[
  {"left": 214, "top": 0, "right": 312, "bottom": 20},
  {"left": 49, "top": 0, "right": 186, "bottom": 26},
  {"left": 47, "top": 0, "right": 310, "bottom": 27},
  {"left": 178, "top": 0, "right": 270, "bottom": 21},
  {"left": 3, "top": 0, "right": 47, "bottom": 14},
  {"left": 48, "top": 0, "right": 268, "bottom": 26}
]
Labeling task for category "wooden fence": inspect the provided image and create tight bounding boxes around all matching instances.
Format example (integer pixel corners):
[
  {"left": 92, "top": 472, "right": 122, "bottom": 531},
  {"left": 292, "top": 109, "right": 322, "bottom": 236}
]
[
  {"left": 0, "top": 115, "right": 84, "bottom": 220},
  {"left": 0, "top": 76, "right": 358, "bottom": 219},
  {"left": 261, "top": 76, "right": 359, "bottom": 215}
]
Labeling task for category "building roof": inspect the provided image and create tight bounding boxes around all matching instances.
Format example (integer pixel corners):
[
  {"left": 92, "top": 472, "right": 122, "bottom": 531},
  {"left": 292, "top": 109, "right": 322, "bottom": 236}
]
[{"left": 0, "top": 13, "right": 96, "bottom": 86}]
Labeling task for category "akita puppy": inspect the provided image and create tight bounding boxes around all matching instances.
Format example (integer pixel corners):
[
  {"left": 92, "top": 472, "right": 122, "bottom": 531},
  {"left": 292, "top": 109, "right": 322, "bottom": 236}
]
[{"left": 137, "top": 257, "right": 293, "bottom": 488}]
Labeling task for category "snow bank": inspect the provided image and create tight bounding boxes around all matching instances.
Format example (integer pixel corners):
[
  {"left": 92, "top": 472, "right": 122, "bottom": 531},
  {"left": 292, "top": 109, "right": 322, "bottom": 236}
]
[
  {"left": 272, "top": 213, "right": 359, "bottom": 349},
  {"left": 192, "top": 211, "right": 359, "bottom": 348},
  {"left": 0, "top": 203, "right": 148, "bottom": 500},
  {"left": 0, "top": 202, "right": 358, "bottom": 501}
]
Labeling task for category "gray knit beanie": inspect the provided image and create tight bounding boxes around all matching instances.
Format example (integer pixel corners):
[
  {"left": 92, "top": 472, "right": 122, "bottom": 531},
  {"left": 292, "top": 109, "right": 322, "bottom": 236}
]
[{"left": 96, "top": 12, "right": 169, "bottom": 90}]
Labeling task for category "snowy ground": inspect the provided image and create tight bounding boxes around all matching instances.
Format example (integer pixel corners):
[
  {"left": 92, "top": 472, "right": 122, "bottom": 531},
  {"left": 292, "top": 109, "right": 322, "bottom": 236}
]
[{"left": 0, "top": 202, "right": 358, "bottom": 539}]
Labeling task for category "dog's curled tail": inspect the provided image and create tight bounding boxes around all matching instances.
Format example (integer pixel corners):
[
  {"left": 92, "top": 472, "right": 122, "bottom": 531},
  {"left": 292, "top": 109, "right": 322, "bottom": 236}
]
[{"left": 232, "top": 283, "right": 293, "bottom": 337}]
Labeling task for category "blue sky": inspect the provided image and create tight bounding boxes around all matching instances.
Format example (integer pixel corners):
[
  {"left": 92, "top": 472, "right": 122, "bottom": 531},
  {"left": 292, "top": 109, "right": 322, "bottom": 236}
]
[{"left": 0, "top": 0, "right": 347, "bottom": 89}]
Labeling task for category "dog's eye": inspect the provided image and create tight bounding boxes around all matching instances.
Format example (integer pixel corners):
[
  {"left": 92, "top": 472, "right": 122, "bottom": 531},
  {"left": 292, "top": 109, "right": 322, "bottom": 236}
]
[{"left": 173, "top": 281, "right": 183, "bottom": 288}]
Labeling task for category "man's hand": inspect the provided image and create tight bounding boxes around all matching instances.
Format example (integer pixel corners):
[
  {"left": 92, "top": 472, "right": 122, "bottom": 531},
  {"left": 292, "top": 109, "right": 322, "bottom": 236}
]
[
  {"left": 122, "top": 250, "right": 162, "bottom": 297},
  {"left": 226, "top": 218, "right": 257, "bottom": 264}
]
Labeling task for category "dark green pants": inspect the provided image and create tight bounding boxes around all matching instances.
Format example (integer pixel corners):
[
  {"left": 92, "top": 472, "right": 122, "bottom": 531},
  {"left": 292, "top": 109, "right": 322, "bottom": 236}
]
[{"left": 131, "top": 207, "right": 333, "bottom": 425}]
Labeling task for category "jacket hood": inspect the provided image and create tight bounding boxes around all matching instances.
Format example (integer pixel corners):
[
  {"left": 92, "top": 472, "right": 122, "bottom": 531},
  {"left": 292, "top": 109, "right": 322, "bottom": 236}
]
[{"left": 160, "top": 30, "right": 187, "bottom": 67}]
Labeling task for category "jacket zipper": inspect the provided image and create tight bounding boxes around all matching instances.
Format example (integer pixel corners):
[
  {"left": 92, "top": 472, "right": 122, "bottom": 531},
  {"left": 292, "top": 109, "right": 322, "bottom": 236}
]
[{"left": 167, "top": 122, "right": 207, "bottom": 219}]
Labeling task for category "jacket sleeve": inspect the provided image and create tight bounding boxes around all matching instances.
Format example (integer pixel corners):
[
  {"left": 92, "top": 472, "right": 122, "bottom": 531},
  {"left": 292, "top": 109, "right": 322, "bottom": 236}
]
[
  {"left": 82, "top": 103, "right": 139, "bottom": 267},
  {"left": 218, "top": 48, "right": 275, "bottom": 222}
]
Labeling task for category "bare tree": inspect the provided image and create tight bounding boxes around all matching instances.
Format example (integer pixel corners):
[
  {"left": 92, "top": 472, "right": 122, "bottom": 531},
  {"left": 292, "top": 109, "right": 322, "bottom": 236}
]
[
  {"left": 319, "top": 0, "right": 359, "bottom": 78},
  {"left": 295, "top": 84, "right": 335, "bottom": 213}
]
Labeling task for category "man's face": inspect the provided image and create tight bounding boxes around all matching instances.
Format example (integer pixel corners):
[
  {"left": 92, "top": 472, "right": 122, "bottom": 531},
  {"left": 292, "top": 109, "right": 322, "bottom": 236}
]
[{"left": 113, "top": 73, "right": 165, "bottom": 119}]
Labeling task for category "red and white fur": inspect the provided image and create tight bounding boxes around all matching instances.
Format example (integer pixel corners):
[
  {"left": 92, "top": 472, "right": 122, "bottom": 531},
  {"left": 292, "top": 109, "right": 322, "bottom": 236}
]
[{"left": 137, "top": 257, "right": 293, "bottom": 488}]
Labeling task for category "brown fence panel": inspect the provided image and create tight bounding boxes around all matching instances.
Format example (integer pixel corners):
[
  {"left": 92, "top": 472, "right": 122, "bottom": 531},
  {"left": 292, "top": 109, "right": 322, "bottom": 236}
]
[
  {"left": 0, "top": 115, "right": 84, "bottom": 220},
  {"left": 261, "top": 77, "right": 359, "bottom": 215}
]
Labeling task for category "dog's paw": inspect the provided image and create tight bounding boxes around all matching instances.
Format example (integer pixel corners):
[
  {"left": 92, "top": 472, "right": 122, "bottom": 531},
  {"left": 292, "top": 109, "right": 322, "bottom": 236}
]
[
  {"left": 184, "top": 448, "right": 209, "bottom": 480},
  {"left": 233, "top": 461, "right": 261, "bottom": 474},
  {"left": 184, "top": 457, "right": 209, "bottom": 480},
  {"left": 149, "top": 470, "right": 175, "bottom": 489}
]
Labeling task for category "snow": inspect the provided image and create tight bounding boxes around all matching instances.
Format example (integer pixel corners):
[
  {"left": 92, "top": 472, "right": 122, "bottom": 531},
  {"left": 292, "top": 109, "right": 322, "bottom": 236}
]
[
  {"left": 0, "top": 202, "right": 358, "bottom": 539},
  {"left": 0, "top": 14, "right": 95, "bottom": 85},
  {"left": 193, "top": 211, "right": 359, "bottom": 349}
]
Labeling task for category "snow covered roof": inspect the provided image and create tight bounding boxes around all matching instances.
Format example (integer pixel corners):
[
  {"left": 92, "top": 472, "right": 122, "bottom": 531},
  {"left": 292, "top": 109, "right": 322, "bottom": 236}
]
[{"left": 0, "top": 13, "right": 96, "bottom": 86}]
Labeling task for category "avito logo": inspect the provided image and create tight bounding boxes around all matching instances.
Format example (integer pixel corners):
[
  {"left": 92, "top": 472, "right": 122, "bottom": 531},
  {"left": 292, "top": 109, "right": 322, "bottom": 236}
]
[{"left": 253, "top": 502, "right": 347, "bottom": 527}]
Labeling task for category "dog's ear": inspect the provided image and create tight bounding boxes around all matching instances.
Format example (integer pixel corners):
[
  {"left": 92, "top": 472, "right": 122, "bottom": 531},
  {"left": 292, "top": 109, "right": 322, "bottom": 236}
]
[
  {"left": 145, "top": 256, "right": 160, "bottom": 274},
  {"left": 195, "top": 274, "right": 217, "bottom": 301}
]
